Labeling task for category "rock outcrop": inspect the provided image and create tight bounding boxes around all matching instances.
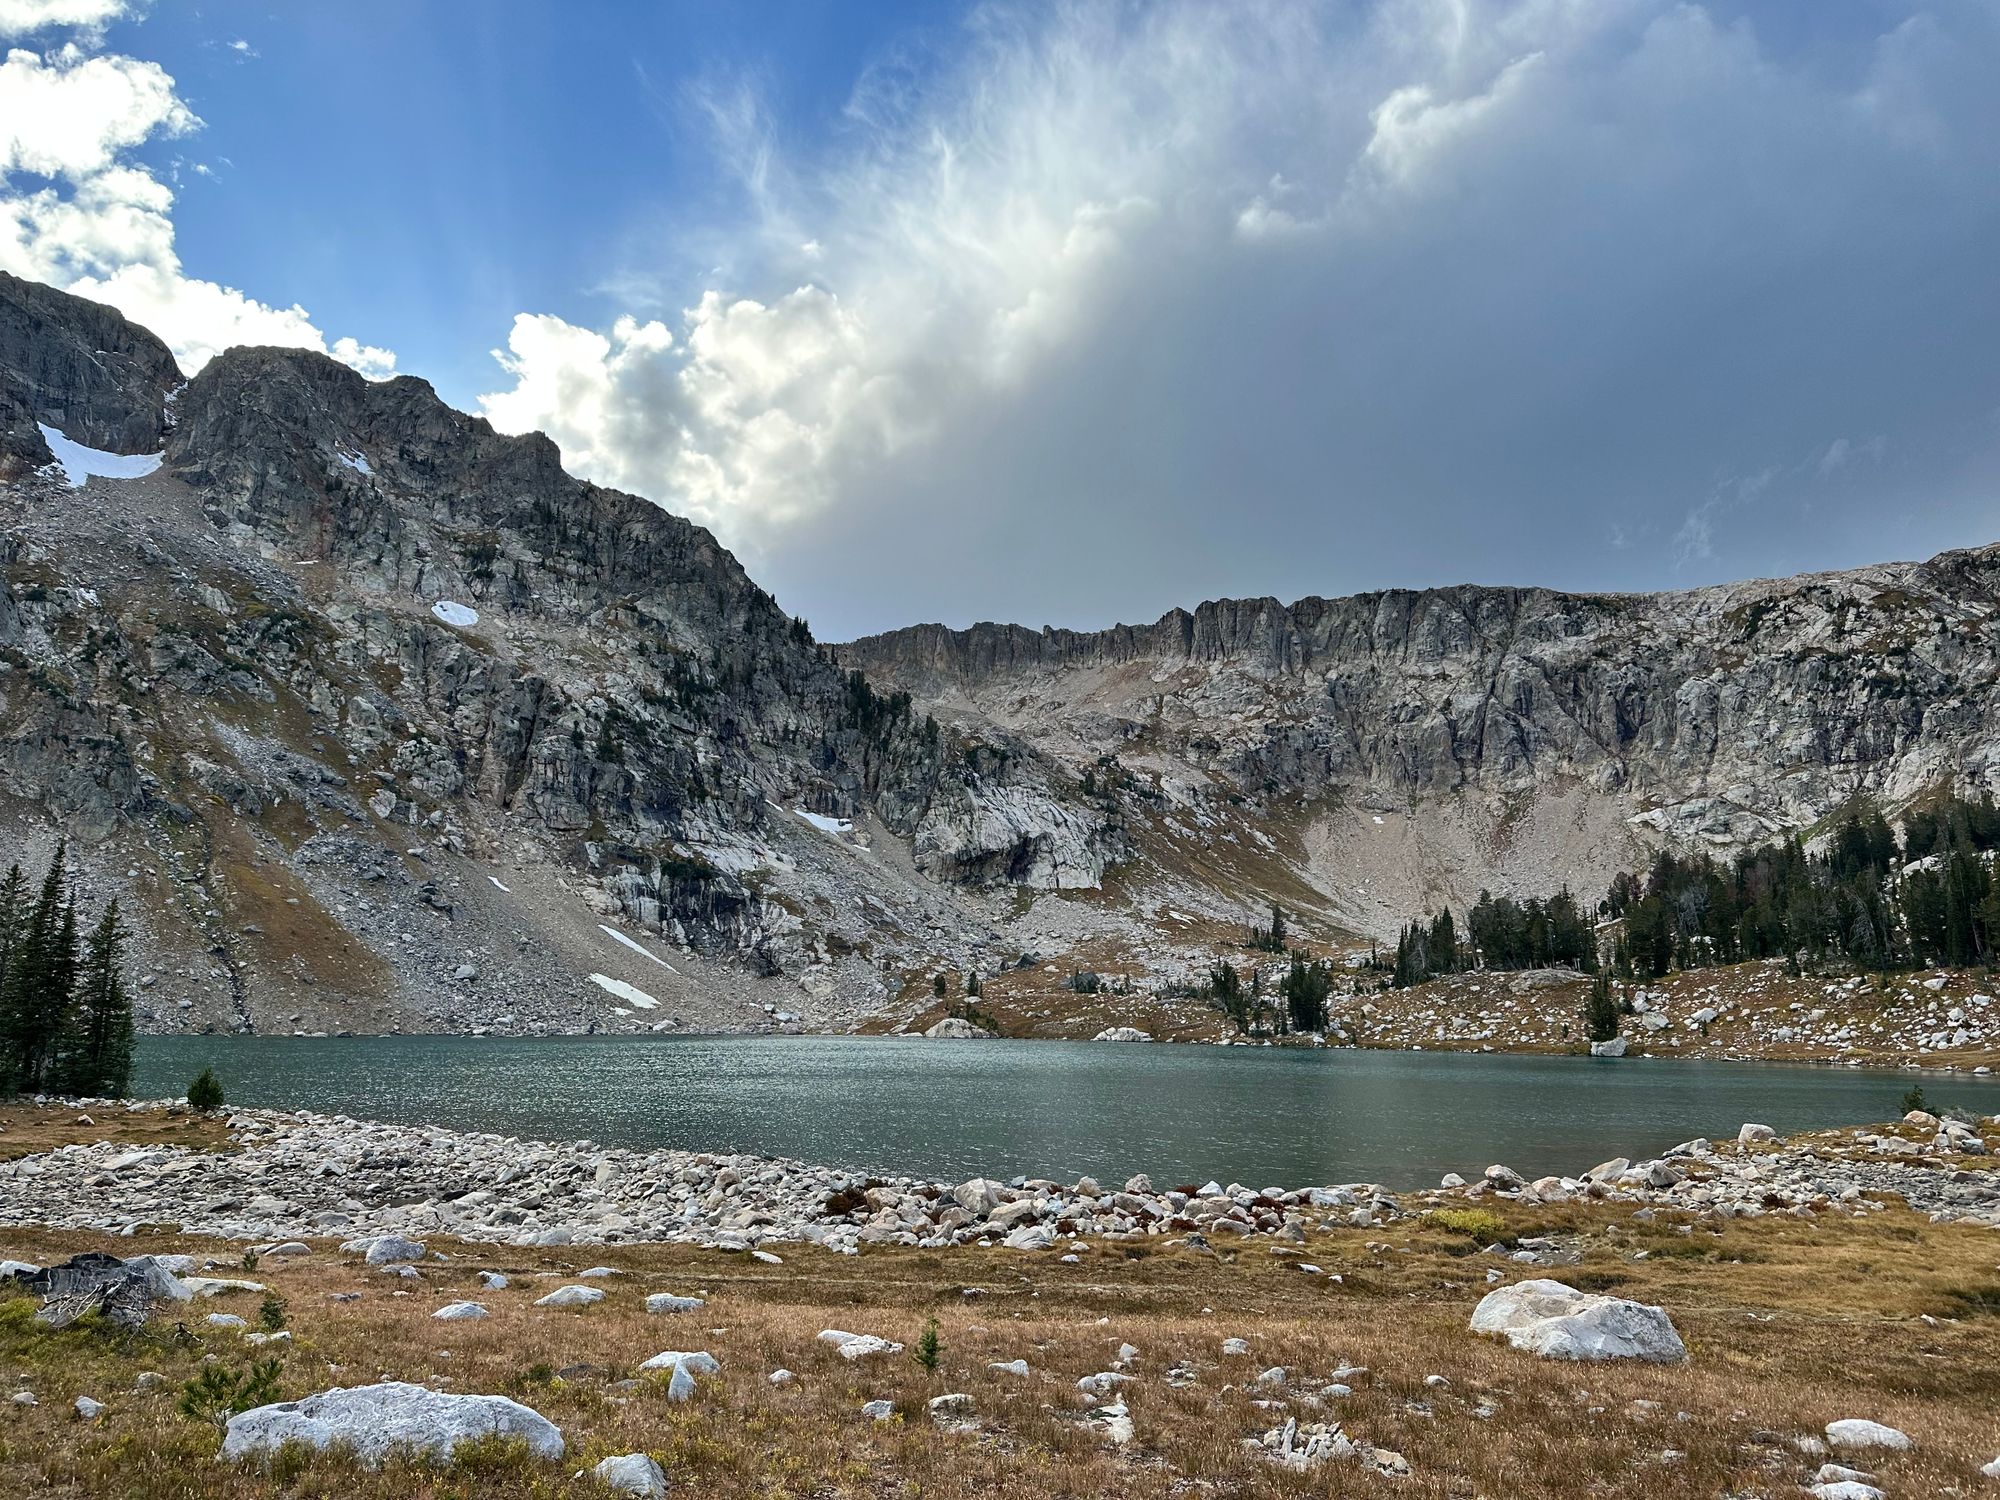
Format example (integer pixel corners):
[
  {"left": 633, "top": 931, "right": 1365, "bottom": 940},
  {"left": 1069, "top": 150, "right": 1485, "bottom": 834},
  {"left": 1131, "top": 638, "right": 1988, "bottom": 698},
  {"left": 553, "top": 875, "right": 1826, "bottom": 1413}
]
[
  {"left": 842, "top": 550, "right": 2000, "bottom": 934},
  {"left": 0, "top": 270, "right": 178, "bottom": 476}
]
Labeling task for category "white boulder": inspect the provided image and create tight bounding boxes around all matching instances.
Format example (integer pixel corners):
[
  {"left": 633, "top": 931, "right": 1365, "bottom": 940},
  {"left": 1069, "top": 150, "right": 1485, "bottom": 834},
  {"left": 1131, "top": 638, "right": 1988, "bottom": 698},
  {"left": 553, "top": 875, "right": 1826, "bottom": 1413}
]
[
  {"left": 639, "top": 1350, "right": 720, "bottom": 1376},
  {"left": 1824, "top": 1419, "right": 1911, "bottom": 1451},
  {"left": 1469, "top": 1279, "right": 1686, "bottom": 1362},
  {"left": 220, "top": 1381, "right": 563, "bottom": 1465},
  {"left": 533, "top": 1285, "right": 604, "bottom": 1309},
  {"left": 344, "top": 1234, "right": 427, "bottom": 1266},
  {"left": 432, "top": 1302, "right": 487, "bottom": 1321},
  {"left": 1091, "top": 1027, "right": 1152, "bottom": 1043},
  {"left": 923, "top": 1017, "right": 993, "bottom": 1039},
  {"left": 594, "top": 1453, "right": 667, "bottom": 1497}
]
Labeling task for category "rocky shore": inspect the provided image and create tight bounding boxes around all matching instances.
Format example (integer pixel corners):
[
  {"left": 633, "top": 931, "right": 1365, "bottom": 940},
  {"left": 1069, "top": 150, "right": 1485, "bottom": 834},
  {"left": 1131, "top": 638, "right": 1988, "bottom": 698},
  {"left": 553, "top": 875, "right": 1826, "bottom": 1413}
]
[{"left": 2, "top": 1099, "right": 1996, "bottom": 1253}]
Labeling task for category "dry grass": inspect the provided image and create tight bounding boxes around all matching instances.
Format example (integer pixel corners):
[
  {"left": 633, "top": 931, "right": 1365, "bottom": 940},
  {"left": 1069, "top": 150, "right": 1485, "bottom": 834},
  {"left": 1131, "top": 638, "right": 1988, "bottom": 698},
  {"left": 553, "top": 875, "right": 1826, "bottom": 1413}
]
[
  {"left": 4, "top": 1193, "right": 1999, "bottom": 1497},
  {"left": 0, "top": 1103, "right": 232, "bottom": 1163}
]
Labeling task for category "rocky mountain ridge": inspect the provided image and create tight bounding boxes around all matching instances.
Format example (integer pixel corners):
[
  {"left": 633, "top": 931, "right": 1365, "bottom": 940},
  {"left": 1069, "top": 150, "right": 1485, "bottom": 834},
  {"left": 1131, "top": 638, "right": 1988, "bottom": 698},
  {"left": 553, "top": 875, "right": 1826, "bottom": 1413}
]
[
  {"left": 0, "top": 273, "right": 1122, "bottom": 1036},
  {"left": 5, "top": 268, "right": 1998, "bottom": 1037},
  {"left": 842, "top": 547, "right": 2000, "bottom": 936}
]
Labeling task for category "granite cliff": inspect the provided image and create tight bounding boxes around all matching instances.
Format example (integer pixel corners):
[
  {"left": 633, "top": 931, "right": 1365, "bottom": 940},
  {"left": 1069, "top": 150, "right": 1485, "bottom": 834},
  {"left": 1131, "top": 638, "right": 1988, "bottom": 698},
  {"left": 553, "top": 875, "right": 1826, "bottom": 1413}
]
[
  {"left": 0, "top": 274, "right": 1119, "bottom": 1036},
  {"left": 841, "top": 552, "right": 2000, "bottom": 938}
]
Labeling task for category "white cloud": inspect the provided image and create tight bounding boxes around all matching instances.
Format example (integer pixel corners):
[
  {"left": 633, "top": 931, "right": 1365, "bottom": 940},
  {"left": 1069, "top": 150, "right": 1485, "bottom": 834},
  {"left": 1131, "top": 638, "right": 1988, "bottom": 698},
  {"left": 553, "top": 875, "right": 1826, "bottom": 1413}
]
[
  {"left": 0, "top": 20, "right": 392, "bottom": 378},
  {"left": 0, "top": 45, "right": 191, "bottom": 178},
  {"left": 0, "top": 0, "right": 132, "bottom": 41}
]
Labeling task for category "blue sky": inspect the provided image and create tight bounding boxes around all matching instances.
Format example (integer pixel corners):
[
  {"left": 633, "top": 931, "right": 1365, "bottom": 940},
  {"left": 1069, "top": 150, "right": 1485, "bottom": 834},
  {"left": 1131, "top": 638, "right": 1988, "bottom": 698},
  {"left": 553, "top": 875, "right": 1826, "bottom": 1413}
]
[
  {"left": 120, "top": 1, "right": 962, "bottom": 405},
  {"left": 5, "top": 1, "right": 2000, "bottom": 638}
]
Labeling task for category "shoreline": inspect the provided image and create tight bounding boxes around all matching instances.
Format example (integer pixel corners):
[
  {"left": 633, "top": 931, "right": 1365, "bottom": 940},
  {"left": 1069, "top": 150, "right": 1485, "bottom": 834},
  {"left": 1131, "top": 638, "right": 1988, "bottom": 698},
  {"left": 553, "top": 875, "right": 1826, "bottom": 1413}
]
[
  {"left": 134, "top": 1024, "right": 2000, "bottom": 1075},
  {"left": 4, "top": 1096, "right": 1997, "bottom": 1255}
]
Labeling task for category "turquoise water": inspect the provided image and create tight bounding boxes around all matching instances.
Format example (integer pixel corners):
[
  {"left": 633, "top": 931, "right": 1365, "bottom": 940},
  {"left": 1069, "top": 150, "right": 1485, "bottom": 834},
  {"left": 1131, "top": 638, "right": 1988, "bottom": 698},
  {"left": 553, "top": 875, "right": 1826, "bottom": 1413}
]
[{"left": 132, "top": 1035, "right": 1996, "bottom": 1190}]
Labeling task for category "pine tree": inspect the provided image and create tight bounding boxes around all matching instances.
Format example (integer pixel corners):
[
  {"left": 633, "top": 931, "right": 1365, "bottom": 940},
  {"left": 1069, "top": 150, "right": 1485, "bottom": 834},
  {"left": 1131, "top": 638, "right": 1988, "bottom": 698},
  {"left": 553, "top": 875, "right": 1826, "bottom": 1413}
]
[
  {"left": 1584, "top": 970, "right": 1620, "bottom": 1044},
  {"left": 1, "top": 841, "right": 69, "bottom": 1092},
  {"left": 54, "top": 902, "right": 133, "bottom": 1097},
  {"left": 1280, "top": 955, "right": 1333, "bottom": 1033},
  {"left": 0, "top": 864, "right": 23, "bottom": 1087}
]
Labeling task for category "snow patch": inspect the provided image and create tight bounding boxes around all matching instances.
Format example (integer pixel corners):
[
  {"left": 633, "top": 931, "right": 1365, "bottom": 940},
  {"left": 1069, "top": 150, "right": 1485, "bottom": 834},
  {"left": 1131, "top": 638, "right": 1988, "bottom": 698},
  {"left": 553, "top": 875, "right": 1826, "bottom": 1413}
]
[
  {"left": 337, "top": 448, "right": 373, "bottom": 475},
  {"left": 37, "top": 424, "right": 163, "bottom": 488},
  {"left": 599, "top": 924, "right": 676, "bottom": 972},
  {"left": 487, "top": 875, "right": 511, "bottom": 893},
  {"left": 795, "top": 808, "right": 852, "bottom": 836},
  {"left": 588, "top": 973, "right": 660, "bottom": 1010},
  {"left": 430, "top": 600, "right": 480, "bottom": 628}
]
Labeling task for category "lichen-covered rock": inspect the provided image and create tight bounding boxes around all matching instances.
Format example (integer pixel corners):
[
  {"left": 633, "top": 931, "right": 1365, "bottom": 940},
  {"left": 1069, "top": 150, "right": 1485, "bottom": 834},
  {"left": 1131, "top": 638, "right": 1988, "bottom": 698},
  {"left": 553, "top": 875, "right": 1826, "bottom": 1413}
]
[{"left": 220, "top": 1381, "right": 563, "bottom": 1465}]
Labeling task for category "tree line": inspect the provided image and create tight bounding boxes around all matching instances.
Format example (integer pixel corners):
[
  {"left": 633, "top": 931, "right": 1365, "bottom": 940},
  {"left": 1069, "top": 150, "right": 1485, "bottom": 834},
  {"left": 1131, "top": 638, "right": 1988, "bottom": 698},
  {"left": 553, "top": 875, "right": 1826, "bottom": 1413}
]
[
  {"left": 1208, "top": 952, "right": 1335, "bottom": 1036},
  {"left": 1390, "top": 887, "right": 1598, "bottom": 986},
  {"left": 0, "top": 842, "right": 135, "bottom": 1097},
  {"left": 1387, "top": 794, "right": 2000, "bottom": 988}
]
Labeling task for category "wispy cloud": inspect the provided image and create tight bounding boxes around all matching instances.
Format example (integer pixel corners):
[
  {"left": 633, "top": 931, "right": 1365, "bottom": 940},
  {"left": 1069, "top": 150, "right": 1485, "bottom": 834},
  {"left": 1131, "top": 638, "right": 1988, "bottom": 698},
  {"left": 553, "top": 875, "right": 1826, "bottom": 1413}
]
[{"left": 474, "top": 1, "right": 2000, "bottom": 633}]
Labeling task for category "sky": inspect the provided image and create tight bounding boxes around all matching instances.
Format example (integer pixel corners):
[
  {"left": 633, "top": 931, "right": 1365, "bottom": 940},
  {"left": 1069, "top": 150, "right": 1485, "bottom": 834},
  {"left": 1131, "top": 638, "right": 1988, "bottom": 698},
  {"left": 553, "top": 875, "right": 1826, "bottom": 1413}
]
[{"left": 3, "top": 0, "right": 1999, "bottom": 640}]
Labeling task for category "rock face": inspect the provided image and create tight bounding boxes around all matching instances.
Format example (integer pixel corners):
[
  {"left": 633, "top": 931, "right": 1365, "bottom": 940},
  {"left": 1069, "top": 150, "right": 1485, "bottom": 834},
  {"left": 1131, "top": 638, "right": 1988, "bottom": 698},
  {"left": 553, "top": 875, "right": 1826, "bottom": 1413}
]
[
  {"left": 1469, "top": 1279, "right": 1687, "bottom": 1362},
  {"left": 0, "top": 272, "right": 177, "bottom": 476},
  {"left": 842, "top": 546, "right": 2000, "bottom": 937},
  {"left": 220, "top": 1381, "right": 564, "bottom": 1465},
  {"left": 0, "top": 273, "right": 1122, "bottom": 1035}
]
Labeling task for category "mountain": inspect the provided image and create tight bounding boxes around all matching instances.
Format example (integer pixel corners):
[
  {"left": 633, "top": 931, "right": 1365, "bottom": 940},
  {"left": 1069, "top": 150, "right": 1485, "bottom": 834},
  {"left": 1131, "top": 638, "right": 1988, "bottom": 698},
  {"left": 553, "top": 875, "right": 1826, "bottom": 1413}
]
[
  {"left": 0, "top": 273, "right": 1119, "bottom": 1038},
  {"left": 840, "top": 552, "right": 2000, "bottom": 942},
  {"left": 5, "top": 269, "right": 1996, "bottom": 1041}
]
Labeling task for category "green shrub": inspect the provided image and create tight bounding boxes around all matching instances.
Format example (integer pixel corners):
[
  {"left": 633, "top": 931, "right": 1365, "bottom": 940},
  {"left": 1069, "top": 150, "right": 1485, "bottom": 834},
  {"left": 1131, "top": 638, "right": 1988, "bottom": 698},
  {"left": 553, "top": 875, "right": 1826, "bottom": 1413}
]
[
  {"left": 913, "top": 1316, "right": 940, "bottom": 1372},
  {"left": 177, "top": 1358, "right": 282, "bottom": 1429},
  {"left": 187, "top": 1067, "right": 224, "bottom": 1111},
  {"left": 1428, "top": 1207, "right": 1510, "bottom": 1243}
]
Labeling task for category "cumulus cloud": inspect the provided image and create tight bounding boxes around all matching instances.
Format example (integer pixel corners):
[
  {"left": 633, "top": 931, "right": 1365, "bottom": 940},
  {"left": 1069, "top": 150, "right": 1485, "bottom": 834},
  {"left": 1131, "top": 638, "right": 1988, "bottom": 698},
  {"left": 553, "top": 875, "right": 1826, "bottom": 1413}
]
[
  {"left": 0, "top": 20, "right": 392, "bottom": 377},
  {"left": 0, "top": 0, "right": 132, "bottom": 41}
]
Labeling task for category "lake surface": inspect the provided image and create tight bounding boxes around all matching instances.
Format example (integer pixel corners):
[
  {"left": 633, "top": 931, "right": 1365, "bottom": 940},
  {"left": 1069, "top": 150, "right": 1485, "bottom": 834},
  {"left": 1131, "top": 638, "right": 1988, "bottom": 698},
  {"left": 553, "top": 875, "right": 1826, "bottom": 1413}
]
[{"left": 132, "top": 1036, "right": 1999, "bottom": 1191}]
